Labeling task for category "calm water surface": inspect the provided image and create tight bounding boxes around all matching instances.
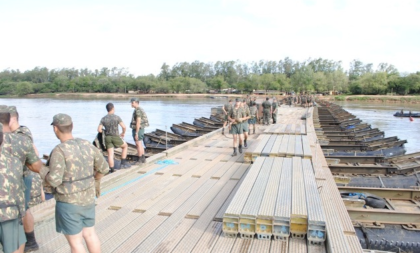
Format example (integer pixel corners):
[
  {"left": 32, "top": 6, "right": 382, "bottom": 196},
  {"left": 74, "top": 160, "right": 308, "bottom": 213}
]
[
  {"left": 0, "top": 97, "right": 226, "bottom": 156},
  {"left": 1, "top": 98, "right": 419, "bottom": 156},
  {"left": 335, "top": 101, "right": 420, "bottom": 154}
]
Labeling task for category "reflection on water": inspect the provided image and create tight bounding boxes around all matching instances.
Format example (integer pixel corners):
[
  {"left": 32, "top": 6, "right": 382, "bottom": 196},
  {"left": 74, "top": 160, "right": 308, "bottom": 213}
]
[
  {"left": 0, "top": 97, "right": 226, "bottom": 157},
  {"left": 335, "top": 101, "right": 420, "bottom": 154}
]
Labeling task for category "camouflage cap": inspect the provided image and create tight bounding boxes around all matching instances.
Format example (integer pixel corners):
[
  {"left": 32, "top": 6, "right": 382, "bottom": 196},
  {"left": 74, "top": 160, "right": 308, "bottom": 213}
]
[
  {"left": 8, "top": 106, "right": 17, "bottom": 115},
  {"left": 0, "top": 105, "right": 8, "bottom": 113},
  {"left": 130, "top": 97, "right": 139, "bottom": 103},
  {"left": 51, "top": 113, "right": 73, "bottom": 126}
]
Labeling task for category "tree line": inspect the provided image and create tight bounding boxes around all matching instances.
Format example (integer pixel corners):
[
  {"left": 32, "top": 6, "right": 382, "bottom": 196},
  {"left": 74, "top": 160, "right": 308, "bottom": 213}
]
[{"left": 1, "top": 58, "right": 419, "bottom": 96}]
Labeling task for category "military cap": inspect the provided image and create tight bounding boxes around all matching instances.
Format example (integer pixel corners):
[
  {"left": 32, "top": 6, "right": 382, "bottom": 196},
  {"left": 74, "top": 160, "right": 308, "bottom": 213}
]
[
  {"left": 8, "top": 106, "right": 17, "bottom": 115},
  {"left": 130, "top": 97, "right": 139, "bottom": 103},
  {"left": 51, "top": 113, "right": 73, "bottom": 126},
  {"left": 0, "top": 105, "right": 8, "bottom": 113}
]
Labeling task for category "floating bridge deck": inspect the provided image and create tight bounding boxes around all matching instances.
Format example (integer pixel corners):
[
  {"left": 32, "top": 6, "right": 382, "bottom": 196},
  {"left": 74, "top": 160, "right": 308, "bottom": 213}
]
[{"left": 31, "top": 105, "right": 363, "bottom": 252}]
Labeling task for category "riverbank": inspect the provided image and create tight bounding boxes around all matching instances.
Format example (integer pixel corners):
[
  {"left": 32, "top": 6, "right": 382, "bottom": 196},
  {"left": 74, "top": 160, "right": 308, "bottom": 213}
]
[
  {"left": 323, "top": 95, "right": 420, "bottom": 103},
  {"left": 24, "top": 92, "right": 246, "bottom": 99}
]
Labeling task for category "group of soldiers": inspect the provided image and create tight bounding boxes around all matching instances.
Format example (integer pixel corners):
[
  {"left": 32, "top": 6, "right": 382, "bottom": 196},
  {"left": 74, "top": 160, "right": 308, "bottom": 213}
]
[
  {"left": 0, "top": 98, "right": 149, "bottom": 253},
  {"left": 221, "top": 96, "right": 279, "bottom": 156},
  {"left": 284, "top": 94, "right": 315, "bottom": 107}
]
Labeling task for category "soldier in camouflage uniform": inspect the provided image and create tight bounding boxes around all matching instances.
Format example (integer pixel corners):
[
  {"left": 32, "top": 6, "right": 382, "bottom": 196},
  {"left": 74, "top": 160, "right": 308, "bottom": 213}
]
[
  {"left": 38, "top": 113, "right": 109, "bottom": 252},
  {"left": 8, "top": 106, "right": 44, "bottom": 252},
  {"left": 228, "top": 98, "right": 244, "bottom": 156},
  {"left": 221, "top": 99, "right": 232, "bottom": 135},
  {"left": 248, "top": 101, "right": 258, "bottom": 134},
  {"left": 0, "top": 122, "right": 27, "bottom": 253},
  {"left": 130, "top": 98, "right": 149, "bottom": 163},
  {"left": 262, "top": 97, "right": 272, "bottom": 125},
  {"left": 241, "top": 100, "right": 251, "bottom": 148},
  {"left": 98, "top": 103, "right": 131, "bottom": 172},
  {"left": 271, "top": 98, "right": 278, "bottom": 124}
]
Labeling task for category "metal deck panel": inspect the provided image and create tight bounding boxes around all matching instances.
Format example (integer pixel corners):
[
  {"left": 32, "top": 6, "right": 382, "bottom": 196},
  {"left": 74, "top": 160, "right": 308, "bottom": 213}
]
[
  {"left": 189, "top": 221, "right": 222, "bottom": 253},
  {"left": 278, "top": 135, "right": 289, "bottom": 156},
  {"left": 261, "top": 135, "right": 277, "bottom": 156},
  {"left": 295, "top": 135, "right": 303, "bottom": 157},
  {"left": 151, "top": 218, "right": 196, "bottom": 253},
  {"left": 302, "top": 135, "right": 312, "bottom": 158},
  {"left": 270, "top": 135, "right": 283, "bottom": 157},
  {"left": 288, "top": 237, "right": 307, "bottom": 253},
  {"left": 286, "top": 134, "right": 296, "bottom": 157}
]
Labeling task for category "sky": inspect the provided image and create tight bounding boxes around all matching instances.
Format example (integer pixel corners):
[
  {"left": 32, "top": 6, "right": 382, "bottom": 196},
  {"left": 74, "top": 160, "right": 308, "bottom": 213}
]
[{"left": 0, "top": 0, "right": 419, "bottom": 76}]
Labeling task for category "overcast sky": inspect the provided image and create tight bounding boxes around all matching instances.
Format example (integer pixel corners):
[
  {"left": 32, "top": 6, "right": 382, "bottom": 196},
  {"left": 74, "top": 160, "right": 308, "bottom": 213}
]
[{"left": 1, "top": 0, "right": 419, "bottom": 76}]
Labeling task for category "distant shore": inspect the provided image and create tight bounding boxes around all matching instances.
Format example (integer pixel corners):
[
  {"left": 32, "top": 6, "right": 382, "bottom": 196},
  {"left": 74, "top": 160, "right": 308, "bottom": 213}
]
[{"left": 11, "top": 93, "right": 420, "bottom": 104}]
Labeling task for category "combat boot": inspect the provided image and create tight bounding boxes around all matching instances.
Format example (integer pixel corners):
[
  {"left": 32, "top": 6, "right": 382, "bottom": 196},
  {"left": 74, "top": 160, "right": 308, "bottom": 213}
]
[
  {"left": 244, "top": 140, "right": 247, "bottom": 148},
  {"left": 141, "top": 155, "right": 146, "bottom": 163},
  {"left": 109, "top": 167, "right": 115, "bottom": 173},
  {"left": 24, "top": 232, "right": 39, "bottom": 253},
  {"left": 231, "top": 147, "right": 237, "bottom": 156},
  {"left": 238, "top": 144, "right": 243, "bottom": 153},
  {"left": 121, "top": 159, "right": 131, "bottom": 169},
  {"left": 222, "top": 128, "right": 224, "bottom": 135},
  {"left": 253, "top": 128, "right": 256, "bottom": 134}
]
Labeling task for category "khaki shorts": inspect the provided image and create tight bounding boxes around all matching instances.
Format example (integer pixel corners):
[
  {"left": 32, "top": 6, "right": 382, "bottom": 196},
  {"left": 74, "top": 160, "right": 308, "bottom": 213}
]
[
  {"left": 132, "top": 128, "right": 145, "bottom": 141},
  {"left": 230, "top": 124, "right": 243, "bottom": 135},
  {"left": 105, "top": 135, "right": 124, "bottom": 149},
  {"left": 0, "top": 219, "right": 26, "bottom": 253},
  {"left": 55, "top": 202, "right": 95, "bottom": 235}
]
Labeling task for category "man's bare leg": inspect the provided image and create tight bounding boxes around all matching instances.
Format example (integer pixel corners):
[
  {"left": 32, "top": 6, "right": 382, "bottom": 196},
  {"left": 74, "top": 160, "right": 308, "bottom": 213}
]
[
  {"left": 82, "top": 227, "right": 101, "bottom": 253},
  {"left": 64, "top": 232, "right": 87, "bottom": 253}
]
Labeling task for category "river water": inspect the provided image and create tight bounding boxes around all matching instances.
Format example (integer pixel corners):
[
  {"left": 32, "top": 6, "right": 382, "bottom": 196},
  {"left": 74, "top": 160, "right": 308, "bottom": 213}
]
[
  {"left": 335, "top": 101, "right": 420, "bottom": 154},
  {"left": 1, "top": 98, "right": 419, "bottom": 156},
  {"left": 0, "top": 97, "right": 226, "bottom": 157}
]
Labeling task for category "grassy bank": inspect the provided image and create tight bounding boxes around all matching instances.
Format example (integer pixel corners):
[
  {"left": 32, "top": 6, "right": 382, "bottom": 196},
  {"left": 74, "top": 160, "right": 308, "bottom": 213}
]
[{"left": 328, "top": 95, "right": 420, "bottom": 103}]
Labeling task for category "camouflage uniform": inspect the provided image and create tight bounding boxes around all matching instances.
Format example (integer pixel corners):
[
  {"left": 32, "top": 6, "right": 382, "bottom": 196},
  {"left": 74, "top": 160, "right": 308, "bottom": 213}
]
[
  {"left": 248, "top": 106, "right": 258, "bottom": 125},
  {"left": 130, "top": 106, "right": 149, "bottom": 141},
  {"left": 100, "top": 114, "right": 124, "bottom": 149},
  {"left": 41, "top": 138, "right": 109, "bottom": 205},
  {"left": 13, "top": 126, "right": 44, "bottom": 208},
  {"left": 241, "top": 105, "right": 250, "bottom": 133},
  {"left": 223, "top": 103, "right": 232, "bottom": 122},
  {"left": 228, "top": 106, "right": 243, "bottom": 135},
  {"left": 0, "top": 121, "right": 27, "bottom": 252},
  {"left": 262, "top": 100, "right": 272, "bottom": 125},
  {"left": 272, "top": 101, "right": 278, "bottom": 124}
]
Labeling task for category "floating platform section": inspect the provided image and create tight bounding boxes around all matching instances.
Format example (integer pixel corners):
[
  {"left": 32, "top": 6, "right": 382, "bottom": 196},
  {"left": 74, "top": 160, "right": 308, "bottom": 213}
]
[
  {"left": 245, "top": 134, "right": 313, "bottom": 162},
  {"left": 263, "top": 123, "right": 306, "bottom": 135},
  {"left": 302, "top": 159, "right": 327, "bottom": 244},
  {"left": 273, "top": 158, "right": 292, "bottom": 240},
  {"left": 291, "top": 157, "right": 308, "bottom": 238}
]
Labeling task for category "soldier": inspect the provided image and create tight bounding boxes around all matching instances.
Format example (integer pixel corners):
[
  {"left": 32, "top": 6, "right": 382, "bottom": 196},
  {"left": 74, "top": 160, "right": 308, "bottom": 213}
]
[
  {"left": 98, "top": 103, "right": 131, "bottom": 172},
  {"left": 130, "top": 98, "right": 149, "bottom": 163},
  {"left": 39, "top": 113, "right": 109, "bottom": 253},
  {"left": 248, "top": 102, "right": 258, "bottom": 134},
  {"left": 8, "top": 106, "right": 44, "bottom": 252},
  {"left": 271, "top": 98, "right": 278, "bottom": 124},
  {"left": 262, "top": 97, "right": 272, "bottom": 125},
  {"left": 228, "top": 98, "right": 244, "bottom": 156},
  {"left": 221, "top": 99, "right": 232, "bottom": 135},
  {"left": 0, "top": 122, "right": 26, "bottom": 253},
  {"left": 241, "top": 99, "right": 251, "bottom": 148}
]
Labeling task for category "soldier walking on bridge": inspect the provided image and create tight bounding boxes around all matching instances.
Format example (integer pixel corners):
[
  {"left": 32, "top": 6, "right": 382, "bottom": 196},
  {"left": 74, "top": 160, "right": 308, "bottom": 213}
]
[
  {"left": 262, "top": 97, "right": 272, "bottom": 125},
  {"left": 130, "top": 98, "right": 149, "bottom": 163},
  {"left": 248, "top": 101, "right": 258, "bottom": 135},
  {"left": 228, "top": 98, "right": 244, "bottom": 156},
  {"left": 221, "top": 99, "right": 232, "bottom": 135}
]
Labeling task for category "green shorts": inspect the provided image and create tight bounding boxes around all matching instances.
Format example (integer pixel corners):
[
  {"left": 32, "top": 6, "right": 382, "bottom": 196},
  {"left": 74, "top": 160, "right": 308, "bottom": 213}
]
[
  {"left": 242, "top": 122, "right": 249, "bottom": 132},
  {"left": 105, "top": 135, "right": 124, "bottom": 149},
  {"left": 248, "top": 118, "right": 257, "bottom": 124},
  {"left": 132, "top": 128, "right": 145, "bottom": 141},
  {"left": 24, "top": 174, "right": 33, "bottom": 210},
  {"left": 55, "top": 202, "right": 95, "bottom": 235},
  {"left": 230, "top": 124, "right": 243, "bottom": 135},
  {"left": 0, "top": 219, "right": 26, "bottom": 253}
]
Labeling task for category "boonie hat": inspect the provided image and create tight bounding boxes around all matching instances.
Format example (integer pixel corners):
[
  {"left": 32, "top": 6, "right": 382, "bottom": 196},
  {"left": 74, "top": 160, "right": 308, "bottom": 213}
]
[
  {"left": 130, "top": 97, "right": 139, "bottom": 103},
  {"left": 51, "top": 113, "right": 73, "bottom": 126}
]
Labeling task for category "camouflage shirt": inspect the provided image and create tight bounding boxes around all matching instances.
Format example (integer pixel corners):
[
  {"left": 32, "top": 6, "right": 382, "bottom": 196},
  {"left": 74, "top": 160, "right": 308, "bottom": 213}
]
[
  {"left": 272, "top": 102, "right": 278, "bottom": 112},
  {"left": 223, "top": 103, "right": 232, "bottom": 113},
  {"left": 250, "top": 106, "right": 258, "bottom": 118},
  {"left": 262, "top": 101, "right": 272, "bottom": 110},
  {"left": 14, "top": 126, "right": 33, "bottom": 142},
  {"left": 228, "top": 106, "right": 242, "bottom": 123},
  {"left": 28, "top": 173, "right": 43, "bottom": 208},
  {"left": 243, "top": 106, "right": 250, "bottom": 118},
  {"left": 130, "top": 106, "right": 149, "bottom": 129},
  {"left": 1, "top": 133, "right": 40, "bottom": 177},
  {"left": 0, "top": 153, "right": 25, "bottom": 222},
  {"left": 100, "top": 114, "right": 123, "bottom": 136},
  {"left": 42, "top": 138, "right": 109, "bottom": 206}
]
